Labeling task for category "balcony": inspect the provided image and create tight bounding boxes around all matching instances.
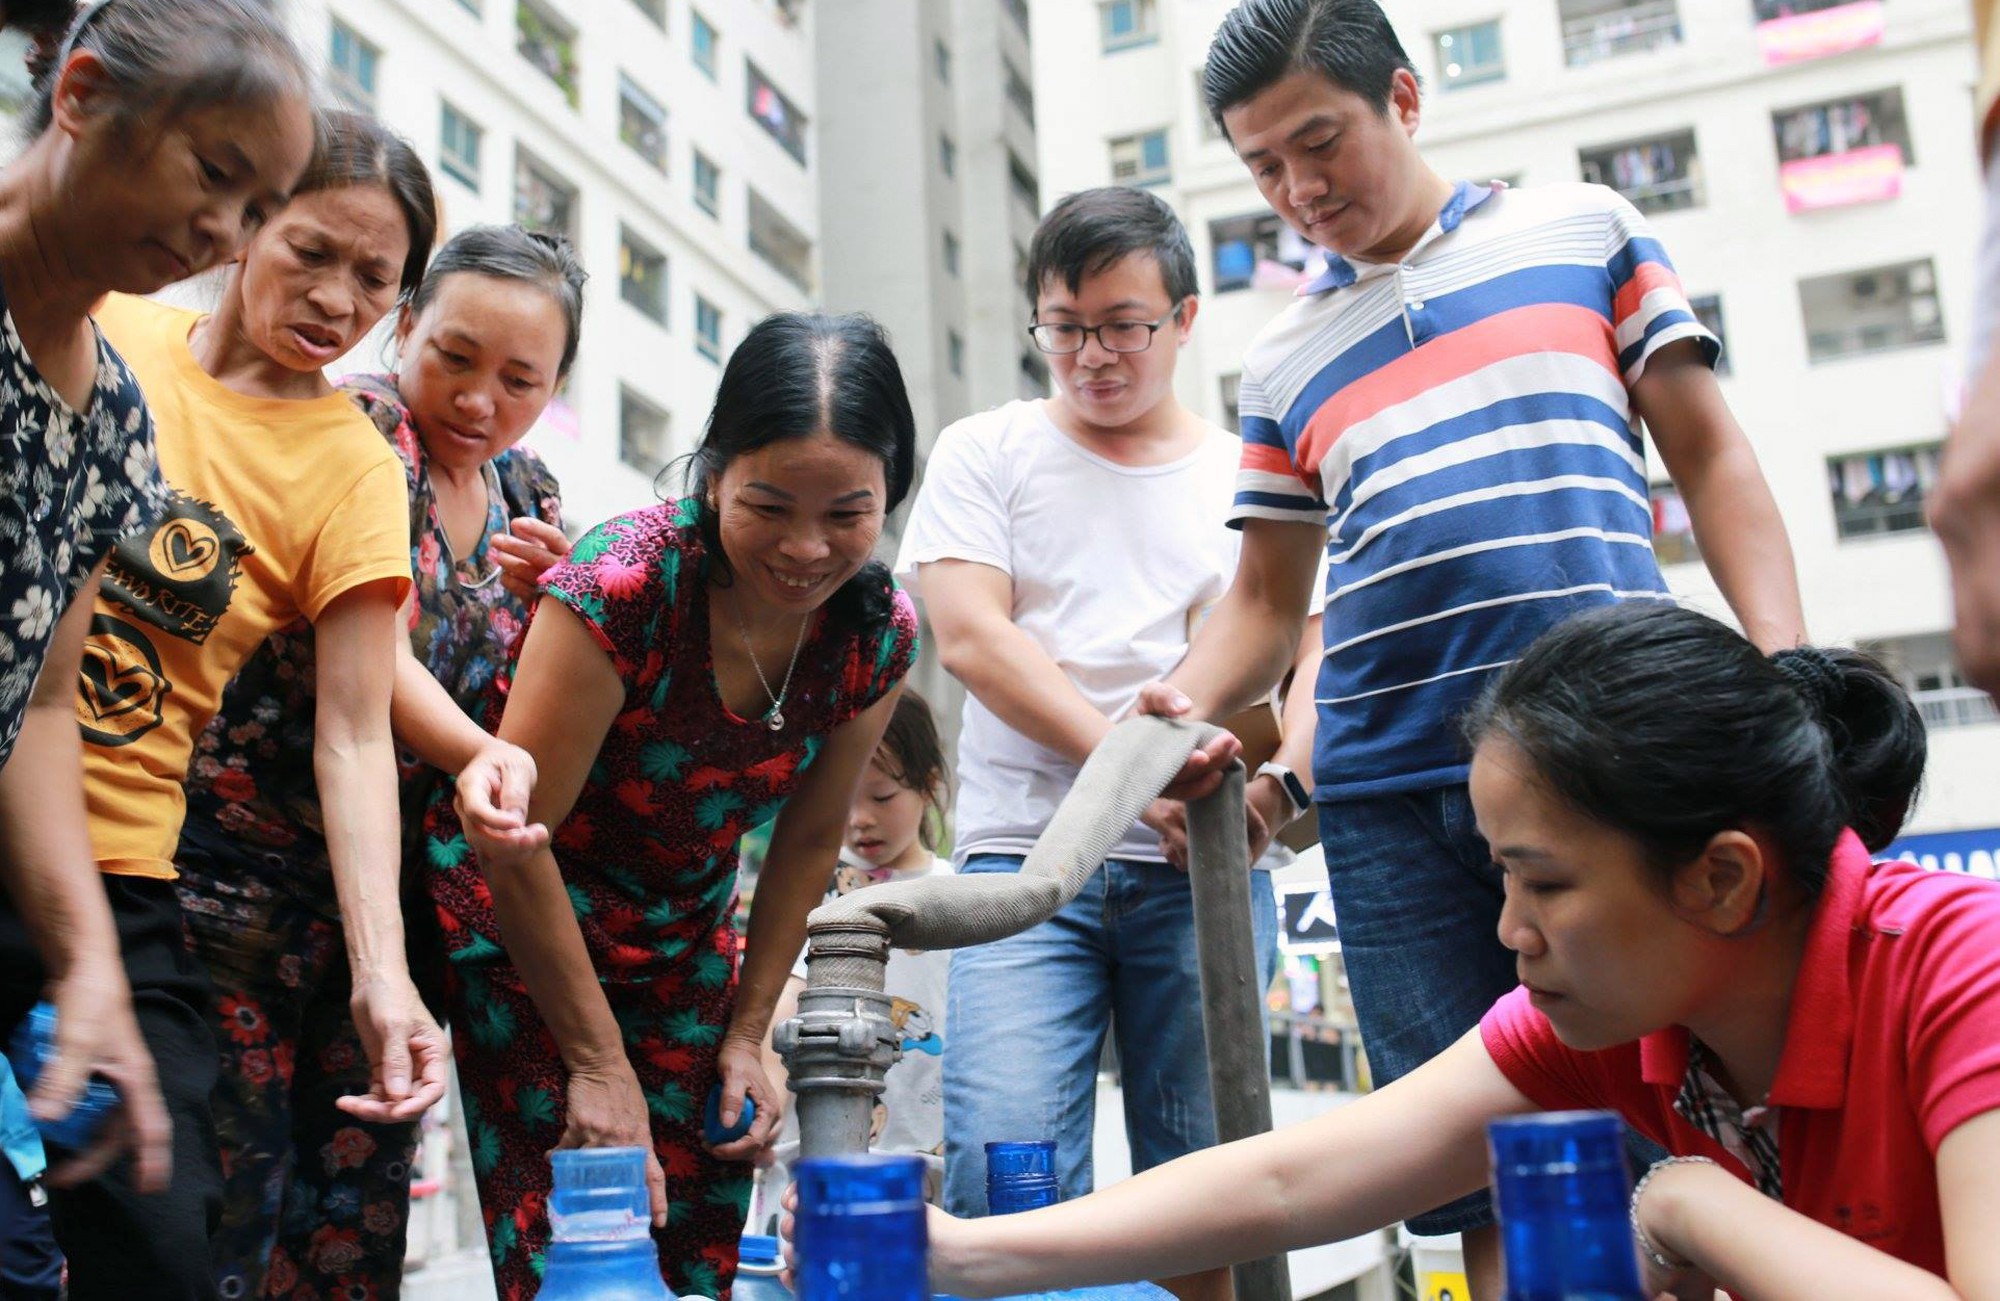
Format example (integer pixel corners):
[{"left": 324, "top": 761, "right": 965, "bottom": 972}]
[
  {"left": 1559, "top": 0, "right": 1683, "bottom": 68},
  {"left": 1579, "top": 130, "right": 1702, "bottom": 215},
  {"left": 1801, "top": 260, "right": 1946, "bottom": 364},
  {"left": 516, "top": 0, "right": 579, "bottom": 108},
  {"left": 1774, "top": 88, "right": 1910, "bottom": 213},
  {"left": 747, "top": 61, "right": 809, "bottom": 165},
  {"left": 1209, "top": 211, "right": 1314, "bottom": 293},
  {"left": 749, "top": 188, "right": 814, "bottom": 293},
  {"left": 1916, "top": 688, "right": 2000, "bottom": 731},
  {"left": 1827, "top": 443, "right": 1941, "bottom": 540}
]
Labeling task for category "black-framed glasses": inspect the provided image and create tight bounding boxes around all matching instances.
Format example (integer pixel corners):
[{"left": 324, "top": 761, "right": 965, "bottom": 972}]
[{"left": 1026, "top": 304, "right": 1183, "bottom": 355}]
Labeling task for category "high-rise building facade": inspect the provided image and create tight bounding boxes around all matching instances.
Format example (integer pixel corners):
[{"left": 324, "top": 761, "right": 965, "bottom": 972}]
[{"left": 1032, "top": 0, "right": 2000, "bottom": 861}]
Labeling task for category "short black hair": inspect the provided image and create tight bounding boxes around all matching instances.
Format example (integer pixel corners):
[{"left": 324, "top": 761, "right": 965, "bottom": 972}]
[
  {"left": 1202, "top": 0, "right": 1417, "bottom": 138},
  {"left": 1024, "top": 186, "right": 1198, "bottom": 309}
]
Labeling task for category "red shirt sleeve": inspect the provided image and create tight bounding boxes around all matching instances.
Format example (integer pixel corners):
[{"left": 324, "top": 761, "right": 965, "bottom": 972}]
[
  {"left": 1480, "top": 987, "right": 1616, "bottom": 1114},
  {"left": 1901, "top": 877, "right": 2000, "bottom": 1151}
]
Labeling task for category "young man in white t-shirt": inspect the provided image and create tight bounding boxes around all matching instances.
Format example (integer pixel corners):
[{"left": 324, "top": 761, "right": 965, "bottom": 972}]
[{"left": 894, "top": 188, "right": 1319, "bottom": 1257}]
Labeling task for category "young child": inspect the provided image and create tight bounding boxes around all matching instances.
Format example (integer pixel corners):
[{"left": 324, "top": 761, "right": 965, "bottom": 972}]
[{"left": 752, "top": 691, "right": 953, "bottom": 1232}]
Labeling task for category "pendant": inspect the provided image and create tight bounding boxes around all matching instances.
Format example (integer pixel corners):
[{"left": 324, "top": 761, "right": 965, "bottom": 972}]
[{"left": 766, "top": 708, "right": 785, "bottom": 732}]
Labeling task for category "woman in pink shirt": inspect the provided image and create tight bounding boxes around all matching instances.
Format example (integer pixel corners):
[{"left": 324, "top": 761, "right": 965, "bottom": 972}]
[{"left": 913, "top": 603, "right": 2000, "bottom": 1301}]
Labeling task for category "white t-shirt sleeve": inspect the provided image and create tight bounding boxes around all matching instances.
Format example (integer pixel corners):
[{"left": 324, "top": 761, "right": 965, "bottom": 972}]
[{"left": 894, "top": 420, "right": 1013, "bottom": 594}]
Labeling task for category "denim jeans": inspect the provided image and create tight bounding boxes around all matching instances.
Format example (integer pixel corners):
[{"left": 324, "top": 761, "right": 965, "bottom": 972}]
[{"left": 942, "top": 854, "right": 1279, "bottom": 1217}]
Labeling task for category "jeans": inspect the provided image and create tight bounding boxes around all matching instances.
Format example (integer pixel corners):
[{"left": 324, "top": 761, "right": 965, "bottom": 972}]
[{"left": 942, "top": 855, "right": 1279, "bottom": 1217}]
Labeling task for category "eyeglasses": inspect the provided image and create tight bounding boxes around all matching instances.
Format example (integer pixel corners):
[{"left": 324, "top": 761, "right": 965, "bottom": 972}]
[{"left": 1026, "top": 305, "right": 1183, "bottom": 355}]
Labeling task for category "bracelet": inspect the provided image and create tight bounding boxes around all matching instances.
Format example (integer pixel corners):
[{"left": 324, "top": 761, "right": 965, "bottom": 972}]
[{"left": 1629, "top": 1155, "right": 1719, "bottom": 1270}]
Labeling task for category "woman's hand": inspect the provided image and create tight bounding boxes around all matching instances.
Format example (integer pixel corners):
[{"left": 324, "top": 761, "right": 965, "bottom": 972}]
[
  {"left": 341, "top": 972, "right": 449, "bottom": 1123},
  {"left": 491, "top": 517, "right": 572, "bottom": 603},
  {"left": 455, "top": 738, "right": 549, "bottom": 864},
  {"left": 708, "top": 1033, "right": 781, "bottom": 1160},
  {"left": 38, "top": 959, "right": 173, "bottom": 1193},
  {"left": 562, "top": 1061, "right": 668, "bottom": 1227}
]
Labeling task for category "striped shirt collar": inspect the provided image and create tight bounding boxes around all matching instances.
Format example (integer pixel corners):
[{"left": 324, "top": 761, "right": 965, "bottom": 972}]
[{"left": 1297, "top": 179, "right": 1504, "bottom": 296}]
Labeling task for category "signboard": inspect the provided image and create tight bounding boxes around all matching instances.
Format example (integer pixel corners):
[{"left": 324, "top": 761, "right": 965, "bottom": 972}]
[
  {"left": 1886, "top": 827, "right": 2000, "bottom": 880},
  {"left": 1780, "top": 143, "right": 1903, "bottom": 213},
  {"left": 1279, "top": 884, "right": 1340, "bottom": 954},
  {"left": 1756, "top": 0, "right": 1885, "bottom": 66}
]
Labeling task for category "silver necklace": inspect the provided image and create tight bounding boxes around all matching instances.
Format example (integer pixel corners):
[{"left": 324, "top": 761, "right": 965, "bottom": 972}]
[{"left": 731, "top": 595, "right": 810, "bottom": 731}]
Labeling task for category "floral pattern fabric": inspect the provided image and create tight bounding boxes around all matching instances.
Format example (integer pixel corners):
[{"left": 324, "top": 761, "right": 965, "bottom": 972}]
[
  {"left": 175, "top": 373, "right": 560, "bottom": 1298},
  {"left": 423, "top": 498, "right": 918, "bottom": 1300},
  {"left": 0, "top": 291, "right": 166, "bottom": 771}
]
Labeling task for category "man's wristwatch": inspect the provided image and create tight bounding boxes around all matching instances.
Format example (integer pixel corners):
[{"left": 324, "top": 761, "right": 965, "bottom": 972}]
[{"left": 1253, "top": 762, "right": 1310, "bottom": 825}]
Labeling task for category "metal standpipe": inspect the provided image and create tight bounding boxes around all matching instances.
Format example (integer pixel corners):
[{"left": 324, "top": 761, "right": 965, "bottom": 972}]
[
  {"left": 774, "top": 716, "right": 1291, "bottom": 1301},
  {"left": 1186, "top": 763, "right": 1292, "bottom": 1301}
]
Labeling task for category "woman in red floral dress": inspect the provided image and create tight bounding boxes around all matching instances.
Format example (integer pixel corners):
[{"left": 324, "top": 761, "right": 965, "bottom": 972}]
[{"left": 426, "top": 312, "right": 920, "bottom": 1300}]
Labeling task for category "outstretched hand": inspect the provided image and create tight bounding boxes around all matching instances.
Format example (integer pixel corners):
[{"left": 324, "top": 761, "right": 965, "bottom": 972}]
[{"left": 1132, "top": 682, "right": 1241, "bottom": 801}]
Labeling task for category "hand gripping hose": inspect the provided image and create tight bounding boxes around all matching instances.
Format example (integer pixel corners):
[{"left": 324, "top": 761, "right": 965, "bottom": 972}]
[{"left": 773, "top": 714, "right": 1293, "bottom": 1300}]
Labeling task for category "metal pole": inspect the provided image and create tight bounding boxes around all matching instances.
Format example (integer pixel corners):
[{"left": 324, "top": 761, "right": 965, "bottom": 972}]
[{"left": 1187, "top": 763, "right": 1293, "bottom": 1301}]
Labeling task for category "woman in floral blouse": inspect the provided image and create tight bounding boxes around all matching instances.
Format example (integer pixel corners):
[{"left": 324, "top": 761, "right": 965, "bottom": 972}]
[
  {"left": 435, "top": 311, "right": 921, "bottom": 1300},
  {"left": 175, "top": 226, "right": 586, "bottom": 1297}
]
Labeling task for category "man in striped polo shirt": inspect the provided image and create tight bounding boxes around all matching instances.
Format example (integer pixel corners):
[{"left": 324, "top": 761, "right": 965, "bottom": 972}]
[{"left": 1140, "top": 2, "right": 1807, "bottom": 1293}]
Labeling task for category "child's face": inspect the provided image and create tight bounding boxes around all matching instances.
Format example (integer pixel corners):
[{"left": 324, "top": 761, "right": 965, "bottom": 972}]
[{"left": 846, "top": 757, "right": 928, "bottom": 869}]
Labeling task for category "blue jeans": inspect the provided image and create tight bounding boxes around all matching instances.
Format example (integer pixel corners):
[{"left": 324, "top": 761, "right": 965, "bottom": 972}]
[
  {"left": 1317, "top": 785, "right": 1517, "bottom": 1236},
  {"left": 942, "top": 855, "right": 1279, "bottom": 1217}
]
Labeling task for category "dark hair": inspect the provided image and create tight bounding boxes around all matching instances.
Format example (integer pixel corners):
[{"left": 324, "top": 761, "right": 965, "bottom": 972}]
[
  {"left": 7, "top": 0, "right": 82, "bottom": 37},
  {"left": 1201, "top": 0, "right": 1418, "bottom": 138},
  {"left": 683, "top": 311, "right": 916, "bottom": 629},
  {"left": 874, "top": 690, "right": 951, "bottom": 853},
  {"left": 25, "top": 0, "right": 308, "bottom": 138},
  {"left": 1025, "top": 187, "right": 1198, "bottom": 308},
  {"left": 1463, "top": 604, "right": 1927, "bottom": 898},
  {"left": 408, "top": 225, "right": 589, "bottom": 377},
  {"left": 291, "top": 110, "right": 438, "bottom": 303}
]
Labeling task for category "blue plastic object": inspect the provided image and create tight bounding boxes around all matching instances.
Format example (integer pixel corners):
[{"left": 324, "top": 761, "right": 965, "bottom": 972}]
[
  {"left": 703, "top": 1083, "right": 756, "bottom": 1146},
  {"left": 735, "top": 1233, "right": 793, "bottom": 1300},
  {"left": 1489, "top": 1111, "right": 1648, "bottom": 1301},
  {"left": 4, "top": 1003, "right": 117, "bottom": 1152},
  {"left": 537, "top": 1147, "right": 677, "bottom": 1300},
  {"left": 985, "top": 1140, "right": 1058, "bottom": 1215},
  {"left": 793, "top": 1154, "right": 929, "bottom": 1301}
]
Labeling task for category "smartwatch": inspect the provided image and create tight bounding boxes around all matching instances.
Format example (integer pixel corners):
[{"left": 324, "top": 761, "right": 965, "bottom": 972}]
[{"left": 1254, "top": 762, "right": 1309, "bottom": 824}]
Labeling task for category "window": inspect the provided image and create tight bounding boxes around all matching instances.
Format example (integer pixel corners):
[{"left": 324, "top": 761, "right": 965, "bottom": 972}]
[
  {"left": 1558, "top": 0, "right": 1683, "bottom": 67},
  {"left": 456, "top": 0, "right": 482, "bottom": 13},
  {"left": 943, "top": 230, "right": 960, "bottom": 277},
  {"left": 1753, "top": 0, "right": 1855, "bottom": 19},
  {"left": 935, "top": 37, "right": 951, "bottom": 83},
  {"left": 1208, "top": 212, "right": 1313, "bottom": 292},
  {"left": 620, "top": 229, "right": 667, "bottom": 325},
  {"left": 329, "top": 20, "right": 380, "bottom": 112},
  {"left": 1434, "top": 20, "right": 1504, "bottom": 90},
  {"left": 619, "top": 389, "right": 671, "bottom": 480},
  {"left": 516, "top": 0, "right": 579, "bottom": 107},
  {"left": 1578, "top": 129, "right": 1702, "bottom": 214},
  {"left": 630, "top": 0, "right": 665, "bottom": 25},
  {"left": 696, "top": 296, "right": 723, "bottom": 362},
  {"left": 1860, "top": 632, "right": 1998, "bottom": 729},
  {"left": 1001, "top": 0, "right": 1029, "bottom": 36},
  {"left": 692, "top": 10, "right": 718, "bottom": 79},
  {"left": 1110, "top": 130, "right": 1171, "bottom": 187},
  {"left": 939, "top": 133, "right": 957, "bottom": 178},
  {"left": 1009, "top": 151, "right": 1041, "bottom": 214},
  {"left": 948, "top": 331, "right": 965, "bottom": 378},
  {"left": 693, "top": 151, "right": 721, "bottom": 217},
  {"left": 1648, "top": 482, "right": 1700, "bottom": 565},
  {"left": 1773, "top": 87, "right": 1912, "bottom": 166},
  {"left": 1800, "top": 259, "right": 1945, "bottom": 362},
  {"left": 1220, "top": 373, "right": 1242, "bottom": 435},
  {"left": 1100, "top": 0, "right": 1158, "bottom": 52},
  {"left": 514, "top": 149, "right": 578, "bottom": 240},
  {"left": 747, "top": 62, "right": 809, "bottom": 165},
  {"left": 1019, "top": 350, "right": 1050, "bottom": 401},
  {"left": 619, "top": 75, "right": 668, "bottom": 173},
  {"left": 748, "top": 189, "right": 814, "bottom": 292},
  {"left": 1827, "top": 442, "right": 1942, "bottom": 539},
  {"left": 1003, "top": 57, "right": 1036, "bottom": 128},
  {"left": 439, "top": 103, "right": 482, "bottom": 191}
]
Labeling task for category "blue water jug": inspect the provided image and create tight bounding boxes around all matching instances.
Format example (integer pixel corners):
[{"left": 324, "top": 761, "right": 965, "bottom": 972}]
[
  {"left": 985, "top": 1140, "right": 1058, "bottom": 1216},
  {"left": 793, "top": 1154, "right": 929, "bottom": 1301},
  {"left": 5, "top": 1003, "right": 117, "bottom": 1152},
  {"left": 735, "top": 1233, "right": 793, "bottom": 1300},
  {"left": 1489, "top": 1111, "right": 1648, "bottom": 1301},
  {"left": 537, "top": 1148, "right": 677, "bottom": 1301}
]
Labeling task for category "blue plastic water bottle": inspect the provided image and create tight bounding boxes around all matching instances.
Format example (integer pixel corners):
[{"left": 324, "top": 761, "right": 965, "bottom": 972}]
[
  {"left": 735, "top": 1233, "right": 794, "bottom": 1300},
  {"left": 5, "top": 1002, "right": 117, "bottom": 1152},
  {"left": 793, "top": 1153, "right": 930, "bottom": 1301},
  {"left": 537, "top": 1148, "right": 677, "bottom": 1300},
  {"left": 1489, "top": 1111, "right": 1648, "bottom": 1301},
  {"left": 985, "top": 1141, "right": 1058, "bottom": 1215}
]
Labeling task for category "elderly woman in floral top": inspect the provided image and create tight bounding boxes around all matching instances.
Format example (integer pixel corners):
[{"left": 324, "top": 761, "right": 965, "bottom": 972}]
[{"left": 175, "top": 226, "right": 586, "bottom": 1298}]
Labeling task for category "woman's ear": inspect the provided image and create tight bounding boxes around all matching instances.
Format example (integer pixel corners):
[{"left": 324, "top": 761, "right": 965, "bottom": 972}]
[{"left": 1672, "top": 829, "right": 1770, "bottom": 937}]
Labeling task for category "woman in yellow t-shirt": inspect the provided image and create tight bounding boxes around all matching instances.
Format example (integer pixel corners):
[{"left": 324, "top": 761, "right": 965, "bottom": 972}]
[{"left": 76, "top": 113, "right": 470, "bottom": 1280}]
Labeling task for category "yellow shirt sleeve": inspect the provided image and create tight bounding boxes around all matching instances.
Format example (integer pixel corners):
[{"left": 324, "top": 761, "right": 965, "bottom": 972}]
[{"left": 295, "top": 454, "right": 414, "bottom": 620}]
